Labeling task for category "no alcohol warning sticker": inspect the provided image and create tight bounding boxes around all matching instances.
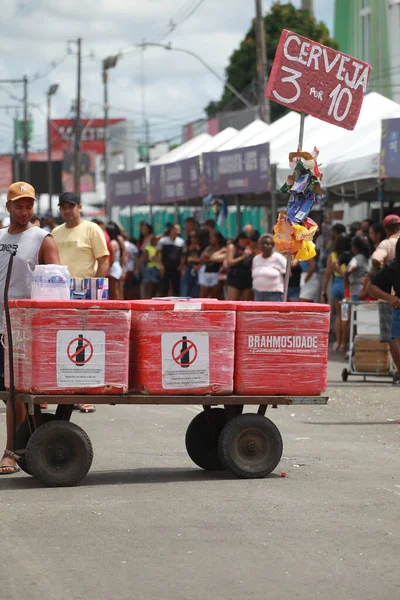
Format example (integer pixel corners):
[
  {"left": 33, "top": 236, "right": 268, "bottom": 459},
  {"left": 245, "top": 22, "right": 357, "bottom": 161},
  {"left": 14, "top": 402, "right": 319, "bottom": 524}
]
[
  {"left": 56, "top": 330, "right": 106, "bottom": 388},
  {"left": 161, "top": 332, "right": 210, "bottom": 389}
]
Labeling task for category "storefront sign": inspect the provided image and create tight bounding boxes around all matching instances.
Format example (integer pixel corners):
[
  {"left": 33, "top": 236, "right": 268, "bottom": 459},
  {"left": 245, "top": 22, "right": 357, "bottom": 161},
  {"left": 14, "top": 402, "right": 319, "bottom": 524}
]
[
  {"left": 266, "top": 29, "right": 372, "bottom": 130},
  {"left": 380, "top": 118, "right": 400, "bottom": 179},
  {"left": 109, "top": 167, "right": 147, "bottom": 207},
  {"left": 150, "top": 156, "right": 201, "bottom": 204},
  {"left": 203, "top": 143, "right": 270, "bottom": 196}
]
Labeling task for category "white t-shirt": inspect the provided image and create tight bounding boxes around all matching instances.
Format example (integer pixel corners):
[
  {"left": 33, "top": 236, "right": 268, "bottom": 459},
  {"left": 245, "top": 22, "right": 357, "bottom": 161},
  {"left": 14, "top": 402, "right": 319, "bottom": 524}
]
[{"left": 252, "top": 252, "right": 287, "bottom": 293}]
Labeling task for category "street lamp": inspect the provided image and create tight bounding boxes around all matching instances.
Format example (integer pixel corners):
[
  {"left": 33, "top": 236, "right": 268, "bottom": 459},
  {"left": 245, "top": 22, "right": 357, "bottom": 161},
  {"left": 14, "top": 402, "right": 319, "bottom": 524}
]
[
  {"left": 47, "top": 83, "right": 59, "bottom": 213},
  {"left": 102, "top": 54, "right": 119, "bottom": 218},
  {"left": 137, "top": 42, "right": 255, "bottom": 112}
]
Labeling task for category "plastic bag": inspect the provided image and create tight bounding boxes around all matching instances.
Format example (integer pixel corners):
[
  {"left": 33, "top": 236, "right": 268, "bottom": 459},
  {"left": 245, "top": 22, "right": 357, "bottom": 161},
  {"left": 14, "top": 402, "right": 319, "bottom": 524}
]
[
  {"left": 273, "top": 214, "right": 301, "bottom": 254},
  {"left": 292, "top": 222, "right": 318, "bottom": 242},
  {"left": 31, "top": 264, "right": 71, "bottom": 300},
  {"left": 295, "top": 241, "right": 316, "bottom": 261}
]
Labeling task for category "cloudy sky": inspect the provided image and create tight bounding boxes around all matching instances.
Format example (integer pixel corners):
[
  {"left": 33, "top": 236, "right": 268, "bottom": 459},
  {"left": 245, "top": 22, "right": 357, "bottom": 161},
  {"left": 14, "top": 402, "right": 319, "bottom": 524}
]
[{"left": 0, "top": 0, "right": 334, "bottom": 154}]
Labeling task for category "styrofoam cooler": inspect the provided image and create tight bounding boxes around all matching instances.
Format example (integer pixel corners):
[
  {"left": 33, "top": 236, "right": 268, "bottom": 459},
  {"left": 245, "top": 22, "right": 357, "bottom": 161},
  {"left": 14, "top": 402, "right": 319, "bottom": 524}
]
[
  {"left": 234, "top": 302, "right": 330, "bottom": 396},
  {"left": 129, "top": 299, "right": 236, "bottom": 395},
  {"left": 4, "top": 299, "right": 131, "bottom": 394}
]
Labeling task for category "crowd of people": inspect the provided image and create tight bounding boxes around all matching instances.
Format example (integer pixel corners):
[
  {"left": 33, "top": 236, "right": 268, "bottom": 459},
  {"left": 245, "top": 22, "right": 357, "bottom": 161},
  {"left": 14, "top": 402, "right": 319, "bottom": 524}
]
[{"left": 0, "top": 180, "right": 399, "bottom": 476}]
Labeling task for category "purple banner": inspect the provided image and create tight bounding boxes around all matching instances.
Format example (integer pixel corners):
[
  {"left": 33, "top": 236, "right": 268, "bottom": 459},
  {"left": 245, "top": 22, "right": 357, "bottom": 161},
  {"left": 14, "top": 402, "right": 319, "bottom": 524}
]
[
  {"left": 109, "top": 168, "right": 148, "bottom": 207},
  {"left": 150, "top": 156, "right": 201, "bottom": 204},
  {"left": 380, "top": 118, "right": 400, "bottom": 179},
  {"left": 203, "top": 143, "right": 271, "bottom": 196}
]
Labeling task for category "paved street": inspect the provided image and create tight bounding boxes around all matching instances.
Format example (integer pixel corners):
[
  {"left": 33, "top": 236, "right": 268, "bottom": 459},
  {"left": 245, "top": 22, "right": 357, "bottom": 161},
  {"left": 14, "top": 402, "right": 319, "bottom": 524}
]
[{"left": 1, "top": 360, "right": 399, "bottom": 600}]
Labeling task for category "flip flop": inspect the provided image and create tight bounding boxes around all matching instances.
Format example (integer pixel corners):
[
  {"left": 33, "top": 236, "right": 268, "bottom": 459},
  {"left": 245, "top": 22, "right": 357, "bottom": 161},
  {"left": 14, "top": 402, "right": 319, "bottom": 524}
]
[
  {"left": 0, "top": 465, "right": 20, "bottom": 475},
  {"left": 73, "top": 404, "right": 96, "bottom": 413}
]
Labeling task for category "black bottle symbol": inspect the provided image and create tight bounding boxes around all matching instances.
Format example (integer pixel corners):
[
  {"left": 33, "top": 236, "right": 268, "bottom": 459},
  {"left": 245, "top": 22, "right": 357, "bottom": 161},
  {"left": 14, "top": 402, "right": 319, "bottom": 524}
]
[
  {"left": 75, "top": 334, "right": 85, "bottom": 366},
  {"left": 180, "top": 336, "right": 190, "bottom": 368}
]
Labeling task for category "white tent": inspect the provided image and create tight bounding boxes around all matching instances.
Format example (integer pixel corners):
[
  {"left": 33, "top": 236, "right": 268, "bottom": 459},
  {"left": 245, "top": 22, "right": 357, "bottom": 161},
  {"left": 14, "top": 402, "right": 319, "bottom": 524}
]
[
  {"left": 271, "top": 93, "right": 400, "bottom": 188},
  {"left": 186, "top": 127, "right": 238, "bottom": 157},
  {"left": 243, "top": 110, "right": 302, "bottom": 147},
  {"left": 217, "top": 119, "right": 269, "bottom": 150},
  {"left": 152, "top": 133, "right": 211, "bottom": 164}
]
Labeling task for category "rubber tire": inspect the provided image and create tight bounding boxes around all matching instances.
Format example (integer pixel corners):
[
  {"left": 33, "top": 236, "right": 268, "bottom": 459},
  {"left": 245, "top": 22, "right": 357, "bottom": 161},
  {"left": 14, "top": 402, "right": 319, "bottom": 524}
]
[
  {"left": 14, "top": 414, "right": 57, "bottom": 475},
  {"left": 185, "top": 408, "right": 227, "bottom": 471},
  {"left": 218, "top": 414, "right": 283, "bottom": 479},
  {"left": 342, "top": 368, "right": 349, "bottom": 382},
  {"left": 25, "top": 420, "right": 93, "bottom": 487}
]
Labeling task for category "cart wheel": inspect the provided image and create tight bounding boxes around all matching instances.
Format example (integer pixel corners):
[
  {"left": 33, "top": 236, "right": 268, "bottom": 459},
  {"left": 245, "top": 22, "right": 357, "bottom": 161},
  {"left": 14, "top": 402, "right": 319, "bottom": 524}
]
[
  {"left": 218, "top": 414, "right": 283, "bottom": 479},
  {"left": 185, "top": 408, "right": 227, "bottom": 471},
  {"left": 25, "top": 421, "right": 93, "bottom": 487},
  {"left": 341, "top": 369, "right": 349, "bottom": 382},
  {"left": 14, "top": 413, "right": 57, "bottom": 475}
]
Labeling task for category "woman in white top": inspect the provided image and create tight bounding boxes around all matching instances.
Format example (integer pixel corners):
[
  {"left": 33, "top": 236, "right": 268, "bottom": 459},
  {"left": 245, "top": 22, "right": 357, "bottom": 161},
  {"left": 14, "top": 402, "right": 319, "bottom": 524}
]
[
  {"left": 106, "top": 222, "right": 126, "bottom": 300},
  {"left": 252, "top": 234, "right": 286, "bottom": 301}
]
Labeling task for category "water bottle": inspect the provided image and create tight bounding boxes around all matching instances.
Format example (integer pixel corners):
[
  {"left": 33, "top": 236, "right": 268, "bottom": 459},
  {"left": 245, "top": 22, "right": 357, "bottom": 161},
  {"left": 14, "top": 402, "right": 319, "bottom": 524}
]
[
  {"left": 31, "top": 265, "right": 71, "bottom": 300},
  {"left": 341, "top": 301, "right": 349, "bottom": 322}
]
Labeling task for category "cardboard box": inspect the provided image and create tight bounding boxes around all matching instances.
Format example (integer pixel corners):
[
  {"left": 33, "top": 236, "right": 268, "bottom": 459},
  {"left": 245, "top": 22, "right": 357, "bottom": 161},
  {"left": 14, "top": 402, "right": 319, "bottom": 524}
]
[{"left": 353, "top": 335, "right": 391, "bottom": 373}]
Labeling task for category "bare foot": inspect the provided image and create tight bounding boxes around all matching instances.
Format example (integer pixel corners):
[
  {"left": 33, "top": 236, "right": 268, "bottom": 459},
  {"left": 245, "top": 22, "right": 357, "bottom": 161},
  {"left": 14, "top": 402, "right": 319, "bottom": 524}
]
[{"left": 0, "top": 452, "right": 20, "bottom": 475}]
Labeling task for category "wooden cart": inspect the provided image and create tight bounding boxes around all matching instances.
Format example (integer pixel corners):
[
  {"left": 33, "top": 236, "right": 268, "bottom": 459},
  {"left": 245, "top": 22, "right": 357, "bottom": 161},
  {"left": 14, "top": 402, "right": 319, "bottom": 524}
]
[{"left": 1, "top": 391, "right": 328, "bottom": 487}]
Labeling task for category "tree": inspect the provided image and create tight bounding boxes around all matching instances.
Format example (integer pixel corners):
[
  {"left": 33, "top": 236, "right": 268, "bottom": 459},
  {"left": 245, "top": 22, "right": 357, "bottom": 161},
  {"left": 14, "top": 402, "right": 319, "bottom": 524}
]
[{"left": 206, "top": 2, "right": 338, "bottom": 122}]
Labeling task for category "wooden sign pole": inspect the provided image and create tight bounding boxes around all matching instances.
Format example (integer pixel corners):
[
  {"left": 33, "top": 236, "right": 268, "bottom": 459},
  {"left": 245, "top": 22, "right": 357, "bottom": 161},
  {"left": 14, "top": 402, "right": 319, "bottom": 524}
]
[{"left": 282, "top": 112, "right": 306, "bottom": 302}]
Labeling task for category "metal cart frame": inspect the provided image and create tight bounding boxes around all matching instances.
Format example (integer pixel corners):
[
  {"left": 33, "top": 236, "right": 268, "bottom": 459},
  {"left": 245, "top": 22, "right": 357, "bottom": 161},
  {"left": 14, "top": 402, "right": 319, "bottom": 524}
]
[
  {"left": 341, "top": 301, "right": 396, "bottom": 383},
  {"left": 1, "top": 391, "right": 328, "bottom": 487}
]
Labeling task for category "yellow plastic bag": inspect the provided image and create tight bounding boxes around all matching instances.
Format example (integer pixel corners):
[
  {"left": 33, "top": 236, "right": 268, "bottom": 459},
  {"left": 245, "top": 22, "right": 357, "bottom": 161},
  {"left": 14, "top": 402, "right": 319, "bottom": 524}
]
[
  {"left": 292, "top": 223, "right": 318, "bottom": 242},
  {"left": 295, "top": 241, "right": 316, "bottom": 261},
  {"left": 273, "top": 214, "right": 301, "bottom": 254}
]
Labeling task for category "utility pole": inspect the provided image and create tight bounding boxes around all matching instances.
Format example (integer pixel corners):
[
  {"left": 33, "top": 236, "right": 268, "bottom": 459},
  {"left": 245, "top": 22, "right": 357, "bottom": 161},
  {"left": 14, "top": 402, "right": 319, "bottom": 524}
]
[
  {"left": 102, "top": 54, "right": 119, "bottom": 218},
  {"left": 47, "top": 84, "right": 59, "bottom": 213},
  {"left": 13, "top": 110, "right": 20, "bottom": 181},
  {"left": 73, "top": 38, "right": 82, "bottom": 199},
  {"left": 301, "top": 0, "right": 314, "bottom": 15},
  {"left": 255, "top": 0, "right": 270, "bottom": 123},
  {"left": 23, "top": 75, "right": 29, "bottom": 180},
  {"left": 140, "top": 44, "right": 149, "bottom": 163}
]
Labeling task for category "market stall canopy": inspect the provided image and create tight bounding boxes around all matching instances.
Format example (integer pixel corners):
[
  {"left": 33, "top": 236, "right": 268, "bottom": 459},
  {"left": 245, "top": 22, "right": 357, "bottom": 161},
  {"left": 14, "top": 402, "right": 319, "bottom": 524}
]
[
  {"left": 186, "top": 127, "right": 238, "bottom": 157},
  {"left": 152, "top": 133, "right": 211, "bottom": 165},
  {"left": 217, "top": 120, "right": 269, "bottom": 151},
  {"left": 272, "top": 93, "right": 400, "bottom": 188}
]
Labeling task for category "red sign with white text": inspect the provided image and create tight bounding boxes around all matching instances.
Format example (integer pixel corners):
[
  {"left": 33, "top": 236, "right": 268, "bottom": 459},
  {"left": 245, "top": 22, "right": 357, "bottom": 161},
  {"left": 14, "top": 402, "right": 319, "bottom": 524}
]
[
  {"left": 50, "top": 118, "right": 125, "bottom": 155},
  {"left": 266, "top": 30, "right": 372, "bottom": 130}
]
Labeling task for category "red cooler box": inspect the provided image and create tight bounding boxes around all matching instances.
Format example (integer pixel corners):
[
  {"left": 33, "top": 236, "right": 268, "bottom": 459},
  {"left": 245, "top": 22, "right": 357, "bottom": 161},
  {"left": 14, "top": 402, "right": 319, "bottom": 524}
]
[
  {"left": 234, "top": 302, "right": 330, "bottom": 396},
  {"left": 130, "top": 299, "right": 236, "bottom": 395},
  {"left": 4, "top": 299, "right": 131, "bottom": 394}
]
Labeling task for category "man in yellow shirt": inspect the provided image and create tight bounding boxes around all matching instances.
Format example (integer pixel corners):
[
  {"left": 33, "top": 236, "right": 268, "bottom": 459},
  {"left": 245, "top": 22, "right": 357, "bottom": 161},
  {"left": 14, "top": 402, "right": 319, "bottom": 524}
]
[
  {"left": 53, "top": 192, "right": 109, "bottom": 278},
  {"left": 53, "top": 192, "right": 109, "bottom": 413}
]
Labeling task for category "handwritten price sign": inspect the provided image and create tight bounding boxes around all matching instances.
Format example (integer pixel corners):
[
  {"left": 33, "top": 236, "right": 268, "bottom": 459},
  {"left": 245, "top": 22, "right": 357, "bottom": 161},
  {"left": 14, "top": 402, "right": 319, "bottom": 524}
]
[{"left": 266, "top": 30, "right": 372, "bottom": 131}]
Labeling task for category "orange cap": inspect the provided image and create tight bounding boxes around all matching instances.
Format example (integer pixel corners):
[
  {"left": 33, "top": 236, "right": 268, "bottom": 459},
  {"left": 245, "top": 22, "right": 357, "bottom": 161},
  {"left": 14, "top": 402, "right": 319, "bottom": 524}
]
[{"left": 7, "top": 181, "right": 36, "bottom": 202}]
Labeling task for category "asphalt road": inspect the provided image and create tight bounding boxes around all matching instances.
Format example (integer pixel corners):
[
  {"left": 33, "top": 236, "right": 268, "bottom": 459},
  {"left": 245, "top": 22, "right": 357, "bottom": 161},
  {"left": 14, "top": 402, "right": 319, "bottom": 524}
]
[{"left": 1, "top": 360, "right": 399, "bottom": 600}]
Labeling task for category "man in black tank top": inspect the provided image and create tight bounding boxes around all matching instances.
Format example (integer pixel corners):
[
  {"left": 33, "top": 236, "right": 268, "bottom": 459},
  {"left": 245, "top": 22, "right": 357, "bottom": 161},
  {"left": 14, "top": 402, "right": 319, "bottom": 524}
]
[{"left": 0, "top": 182, "right": 60, "bottom": 476}]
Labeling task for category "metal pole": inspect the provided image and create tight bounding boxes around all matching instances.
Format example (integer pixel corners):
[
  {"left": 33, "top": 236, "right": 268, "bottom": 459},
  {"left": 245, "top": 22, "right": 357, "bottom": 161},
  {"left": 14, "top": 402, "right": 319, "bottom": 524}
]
[
  {"left": 301, "top": 0, "right": 314, "bottom": 15},
  {"left": 23, "top": 75, "right": 29, "bottom": 181},
  {"left": 140, "top": 46, "right": 148, "bottom": 163},
  {"left": 103, "top": 67, "right": 109, "bottom": 217},
  {"left": 129, "top": 205, "right": 133, "bottom": 238},
  {"left": 270, "top": 164, "right": 278, "bottom": 227},
  {"left": 283, "top": 112, "right": 306, "bottom": 302},
  {"left": 13, "top": 110, "right": 20, "bottom": 181},
  {"left": 255, "top": 0, "right": 270, "bottom": 123},
  {"left": 74, "top": 38, "right": 82, "bottom": 199},
  {"left": 235, "top": 196, "right": 241, "bottom": 235},
  {"left": 47, "top": 93, "right": 53, "bottom": 213},
  {"left": 140, "top": 43, "right": 254, "bottom": 112}
]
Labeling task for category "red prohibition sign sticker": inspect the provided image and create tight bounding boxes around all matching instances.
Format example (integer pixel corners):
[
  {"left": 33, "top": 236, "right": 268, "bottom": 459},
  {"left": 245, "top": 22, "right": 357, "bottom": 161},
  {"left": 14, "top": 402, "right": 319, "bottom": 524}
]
[
  {"left": 67, "top": 337, "right": 94, "bottom": 365},
  {"left": 171, "top": 338, "right": 198, "bottom": 367}
]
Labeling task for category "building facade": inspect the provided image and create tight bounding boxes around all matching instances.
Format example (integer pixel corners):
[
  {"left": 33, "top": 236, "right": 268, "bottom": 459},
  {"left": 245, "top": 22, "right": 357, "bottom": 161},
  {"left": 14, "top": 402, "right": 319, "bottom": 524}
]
[{"left": 334, "top": 0, "right": 400, "bottom": 103}]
